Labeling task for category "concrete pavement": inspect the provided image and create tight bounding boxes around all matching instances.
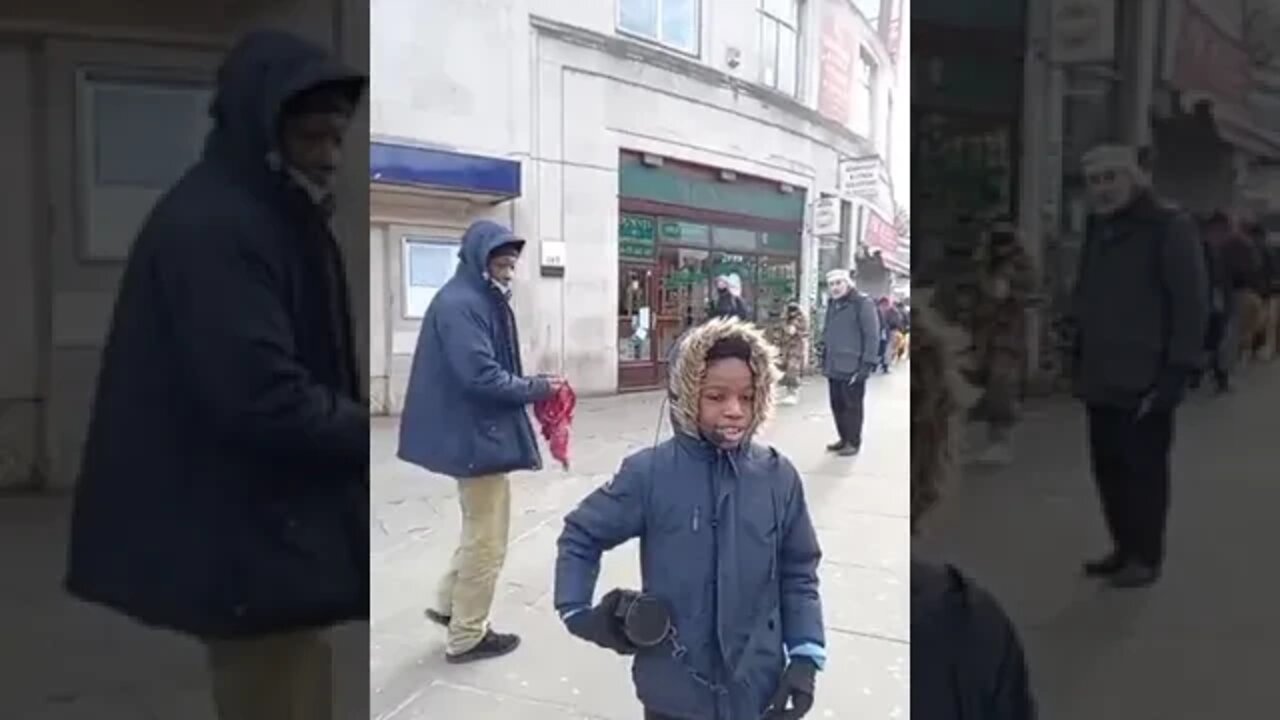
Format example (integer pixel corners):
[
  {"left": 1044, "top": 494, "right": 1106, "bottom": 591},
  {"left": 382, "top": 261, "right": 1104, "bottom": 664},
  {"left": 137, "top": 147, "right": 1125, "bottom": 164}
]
[
  {"left": 371, "top": 370, "right": 911, "bottom": 719},
  {"left": 915, "top": 362, "right": 1280, "bottom": 719}
]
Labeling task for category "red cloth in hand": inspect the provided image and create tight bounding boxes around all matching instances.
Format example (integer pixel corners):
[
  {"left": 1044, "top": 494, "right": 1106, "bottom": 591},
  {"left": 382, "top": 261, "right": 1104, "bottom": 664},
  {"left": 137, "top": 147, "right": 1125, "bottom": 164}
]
[{"left": 534, "top": 383, "right": 576, "bottom": 470}]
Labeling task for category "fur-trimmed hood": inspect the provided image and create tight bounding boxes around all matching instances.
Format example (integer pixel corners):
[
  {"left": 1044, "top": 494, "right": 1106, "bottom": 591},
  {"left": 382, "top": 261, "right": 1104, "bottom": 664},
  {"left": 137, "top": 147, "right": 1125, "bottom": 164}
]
[{"left": 667, "top": 317, "right": 781, "bottom": 441}]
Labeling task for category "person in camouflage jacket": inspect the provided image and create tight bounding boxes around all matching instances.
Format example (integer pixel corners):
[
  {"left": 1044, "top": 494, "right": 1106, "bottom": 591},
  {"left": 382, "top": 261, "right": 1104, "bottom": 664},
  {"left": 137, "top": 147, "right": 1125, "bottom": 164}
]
[
  {"left": 968, "top": 218, "right": 1037, "bottom": 465},
  {"left": 773, "top": 301, "right": 810, "bottom": 405}
]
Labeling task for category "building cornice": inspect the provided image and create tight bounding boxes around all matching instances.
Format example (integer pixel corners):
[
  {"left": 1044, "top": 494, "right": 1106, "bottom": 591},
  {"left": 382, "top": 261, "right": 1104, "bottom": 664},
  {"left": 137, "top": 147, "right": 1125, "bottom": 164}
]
[{"left": 528, "top": 13, "right": 874, "bottom": 156}]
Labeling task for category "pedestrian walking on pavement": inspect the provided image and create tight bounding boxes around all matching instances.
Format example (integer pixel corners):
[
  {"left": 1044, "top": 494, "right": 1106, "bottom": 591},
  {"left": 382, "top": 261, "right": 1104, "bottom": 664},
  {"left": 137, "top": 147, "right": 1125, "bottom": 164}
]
[
  {"left": 398, "top": 219, "right": 565, "bottom": 663},
  {"left": 65, "top": 31, "right": 369, "bottom": 720},
  {"left": 909, "top": 297, "right": 1036, "bottom": 720},
  {"left": 1072, "top": 144, "right": 1208, "bottom": 588},
  {"left": 1193, "top": 214, "right": 1235, "bottom": 393},
  {"left": 820, "top": 269, "right": 880, "bottom": 457},
  {"left": 555, "top": 317, "right": 825, "bottom": 720},
  {"left": 776, "top": 300, "right": 810, "bottom": 405}
]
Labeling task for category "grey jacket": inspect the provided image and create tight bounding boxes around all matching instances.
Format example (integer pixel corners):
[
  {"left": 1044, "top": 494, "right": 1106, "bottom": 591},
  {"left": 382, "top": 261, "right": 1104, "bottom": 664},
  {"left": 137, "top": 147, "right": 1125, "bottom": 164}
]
[
  {"left": 1072, "top": 193, "right": 1208, "bottom": 408},
  {"left": 821, "top": 292, "right": 881, "bottom": 380}
]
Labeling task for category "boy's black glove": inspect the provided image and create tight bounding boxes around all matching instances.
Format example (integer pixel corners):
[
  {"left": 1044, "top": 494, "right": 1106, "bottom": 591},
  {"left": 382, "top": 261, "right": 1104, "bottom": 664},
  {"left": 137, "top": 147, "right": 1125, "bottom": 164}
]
[
  {"left": 763, "top": 657, "right": 817, "bottom": 719},
  {"left": 564, "top": 588, "right": 639, "bottom": 655}
]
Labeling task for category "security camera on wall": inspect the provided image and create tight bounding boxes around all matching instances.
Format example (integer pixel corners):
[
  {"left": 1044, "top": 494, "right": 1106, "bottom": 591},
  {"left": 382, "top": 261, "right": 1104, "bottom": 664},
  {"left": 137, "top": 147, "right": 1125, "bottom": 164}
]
[{"left": 726, "top": 47, "right": 741, "bottom": 70}]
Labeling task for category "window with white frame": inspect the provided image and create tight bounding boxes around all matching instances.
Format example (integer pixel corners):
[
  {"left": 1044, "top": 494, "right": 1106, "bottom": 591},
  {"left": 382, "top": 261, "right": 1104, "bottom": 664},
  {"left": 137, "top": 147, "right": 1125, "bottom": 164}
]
[
  {"left": 77, "top": 71, "right": 211, "bottom": 261},
  {"left": 759, "top": 0, "right": 801, "bottom": 96},
  {"left": 402, "top": 236, "right": 459, "bottom": 319},
  {"left": 850, "top": 0, "right": 880, "bottom": 24},
  {"left": 618, "top": 0, "right": 701, "bottom": 55},
  {"left": 854, "top": 48, "right": 877, "bottom": 139}
]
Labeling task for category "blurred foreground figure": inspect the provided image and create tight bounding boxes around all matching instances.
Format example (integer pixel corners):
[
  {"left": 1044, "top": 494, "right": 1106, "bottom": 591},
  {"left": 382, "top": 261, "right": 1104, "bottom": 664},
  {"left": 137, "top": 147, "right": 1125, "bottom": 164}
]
[
  {"left": 968, "top": 219, "right": 1036, "bottom": 466},
  {"left": 910, "top": 296, "right": 1035, "bottom": 719},
  {"left": 1071, "top": 144, "right": 1207, "bottom": 589},
  {"left": 66, "top": 31, "right": 369, "bottom": 720}
]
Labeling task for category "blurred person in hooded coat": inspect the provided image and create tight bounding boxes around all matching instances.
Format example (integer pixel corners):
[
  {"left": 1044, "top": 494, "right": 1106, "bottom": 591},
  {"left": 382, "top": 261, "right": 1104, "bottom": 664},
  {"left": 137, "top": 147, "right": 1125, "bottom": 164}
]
[{"left": 65, "top": 30, "right": 368, "bottom": 720}]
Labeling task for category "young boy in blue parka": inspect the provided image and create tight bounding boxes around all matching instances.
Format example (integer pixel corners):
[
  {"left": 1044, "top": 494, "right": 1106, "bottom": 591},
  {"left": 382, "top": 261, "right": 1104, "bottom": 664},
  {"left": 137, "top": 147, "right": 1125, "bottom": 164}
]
[{"left": 554, "top": 317, "right": 826, "bottom": 720}]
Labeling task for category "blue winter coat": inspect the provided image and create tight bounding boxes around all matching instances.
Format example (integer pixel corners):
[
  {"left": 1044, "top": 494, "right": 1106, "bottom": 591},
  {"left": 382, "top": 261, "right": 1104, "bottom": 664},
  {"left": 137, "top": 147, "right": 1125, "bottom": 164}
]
[
  {"left": 397, "top": 220, "right": 552, "bottom": 478},
  {"left": 555, "top": 318, "right": 825, "bottom": 720}
]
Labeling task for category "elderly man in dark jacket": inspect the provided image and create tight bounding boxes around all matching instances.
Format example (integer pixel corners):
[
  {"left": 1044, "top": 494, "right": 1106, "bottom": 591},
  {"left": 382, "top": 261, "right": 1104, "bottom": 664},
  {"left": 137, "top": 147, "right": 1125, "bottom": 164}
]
[
  {"left": 821, "top": 268, "right": 881, "bottom": 456},
  {"left": 65, "top": 31, "right": 368, "bottom": 720},
  {"left": 399, "top": 219, "right": 562, "bottom": 663},
  {"left": 1073, "top": 144, "right": 1208, "bottom": 588}
]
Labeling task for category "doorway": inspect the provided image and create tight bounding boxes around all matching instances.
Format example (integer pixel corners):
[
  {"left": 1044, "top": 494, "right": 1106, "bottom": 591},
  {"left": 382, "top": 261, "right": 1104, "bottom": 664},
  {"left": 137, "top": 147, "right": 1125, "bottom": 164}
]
[{"left": 617, "top": 262, "right": 659, "bottom": 389}]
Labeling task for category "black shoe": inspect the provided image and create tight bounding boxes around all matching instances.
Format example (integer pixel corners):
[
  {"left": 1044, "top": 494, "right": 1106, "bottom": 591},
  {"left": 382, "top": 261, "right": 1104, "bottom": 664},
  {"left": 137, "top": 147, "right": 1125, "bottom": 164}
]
[
  {"left": 445, "top": 630, "right": 521, "bottom": 664},
  {"left": 836, "top": 444, "right": 860, "bottom": 457},
  {"left": 1082, "top": 552, "right": 1126, "bottom": 577},
  {"left": 1107, "top": 562, "right": 1160, "bottom": 589},
  {"left": 425, "top": 608, "right": 451, "bottom": 627},
  {"left": 826, "top": 441, "right": 847, "bottom": 452}
]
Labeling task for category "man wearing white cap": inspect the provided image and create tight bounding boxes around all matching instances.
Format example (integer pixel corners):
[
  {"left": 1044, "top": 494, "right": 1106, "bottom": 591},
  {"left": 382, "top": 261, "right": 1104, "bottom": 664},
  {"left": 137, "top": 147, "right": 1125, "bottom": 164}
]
[
  {"left": 1071, "top": 143, "right": 1207, "bottom": 588},
  {"left": 820, "top": 268, "right": 881, "bottom": 456}
]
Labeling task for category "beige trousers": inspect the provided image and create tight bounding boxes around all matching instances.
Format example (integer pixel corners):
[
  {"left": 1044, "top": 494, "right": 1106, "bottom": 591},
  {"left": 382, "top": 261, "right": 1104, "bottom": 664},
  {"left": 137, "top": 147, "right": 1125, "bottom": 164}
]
[
  {"left": 205, "top": 629, "right": 332, "bottom": 720},
  {"left": 434, "top": 473, "right": 512, "bottom": 655}
]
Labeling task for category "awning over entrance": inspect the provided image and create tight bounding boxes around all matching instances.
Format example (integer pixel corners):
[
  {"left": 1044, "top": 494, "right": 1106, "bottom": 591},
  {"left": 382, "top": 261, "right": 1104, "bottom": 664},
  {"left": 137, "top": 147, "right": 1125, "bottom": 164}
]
[{"left": 370, "top": 141, "right": 522, "bottom": 203}]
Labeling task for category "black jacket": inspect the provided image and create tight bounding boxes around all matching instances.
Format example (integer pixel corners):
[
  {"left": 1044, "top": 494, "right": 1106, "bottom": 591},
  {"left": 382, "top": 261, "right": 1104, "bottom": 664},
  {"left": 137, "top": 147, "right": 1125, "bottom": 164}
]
[
  {"left": 1072, "top": 193, "right": 1208, "bottom": 408},
  {"left": 64, "top": 31, "right": 369, "bottom": 638},
  {"left": 911, "top": 559, "right": 1035, "bottom": 720}
]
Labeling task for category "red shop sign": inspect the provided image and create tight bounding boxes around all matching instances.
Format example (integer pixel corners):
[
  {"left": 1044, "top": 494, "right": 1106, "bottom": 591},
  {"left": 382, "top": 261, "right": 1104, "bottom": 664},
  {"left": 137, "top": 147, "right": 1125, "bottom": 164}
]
[
  {"left": 1171, "top": 1, "right": 1249, "bottom": 107},
  {"left": 862, "top": 208, "right": 898, "bottom": 255}
]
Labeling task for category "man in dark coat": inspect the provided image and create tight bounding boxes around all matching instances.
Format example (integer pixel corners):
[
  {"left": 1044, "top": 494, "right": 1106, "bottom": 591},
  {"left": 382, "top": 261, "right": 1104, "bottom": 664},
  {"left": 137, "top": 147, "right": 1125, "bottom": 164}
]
[
  {"left": 399, "top": 219, "right": 562, "bottom": 663},
  {"left": 64, "top": 30, "right": 368, "bottom": 720},
  {"left": 1072, "top": 144, "right": 1208, "bottom": 588},
  {"left": 820, "top": 268, "right": 881, "bottom": 456}
]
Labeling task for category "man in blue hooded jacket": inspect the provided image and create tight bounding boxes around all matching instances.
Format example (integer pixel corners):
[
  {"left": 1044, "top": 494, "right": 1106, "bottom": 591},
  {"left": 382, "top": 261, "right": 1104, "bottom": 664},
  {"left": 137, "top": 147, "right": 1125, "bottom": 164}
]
[{"left": 399, "top": 220, "right": 563, "bottom": 663}]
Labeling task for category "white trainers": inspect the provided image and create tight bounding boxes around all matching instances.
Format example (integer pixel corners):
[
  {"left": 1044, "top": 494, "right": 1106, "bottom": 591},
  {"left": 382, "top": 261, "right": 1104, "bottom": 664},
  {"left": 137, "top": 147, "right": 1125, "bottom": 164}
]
[{"left": 779, "top": 393, "right": 800, "bottom": 406}]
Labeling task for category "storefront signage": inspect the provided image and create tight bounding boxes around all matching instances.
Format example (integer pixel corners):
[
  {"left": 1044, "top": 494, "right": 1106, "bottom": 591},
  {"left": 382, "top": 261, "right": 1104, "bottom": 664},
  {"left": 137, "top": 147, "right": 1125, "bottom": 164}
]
[
  {"left": 540, "top": 239, "right": 566, "bottom": 277},
  {"left": 659, "top": 220, "right": 710, "bottom": 246},
  {"left": 1050, "top": 0, "right": 1116, "bottom": 64},
  {"left": 619, "top": 215, "right": 657, "bottom": 260},
  {"left": 817, "top": 0, "right": 855, "bottom": 126},
  {"left": 811, "top": 197, "right": 842, "bottom": 237},
  {"left": 838, "top": 156, "right": 884, "bottom": 201},
  {"left": 860, "top": 205, "right": 899, "bottom": 256}
]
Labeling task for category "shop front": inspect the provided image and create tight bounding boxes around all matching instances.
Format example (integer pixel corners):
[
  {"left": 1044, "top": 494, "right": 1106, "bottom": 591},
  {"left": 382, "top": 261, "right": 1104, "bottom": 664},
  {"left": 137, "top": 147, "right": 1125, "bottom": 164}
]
[
  {"left": 369, "top": 140, "right": 522, "bottom": 413},
  {"left": 614, "top": 152, "right": 806, "bottom": 391}
]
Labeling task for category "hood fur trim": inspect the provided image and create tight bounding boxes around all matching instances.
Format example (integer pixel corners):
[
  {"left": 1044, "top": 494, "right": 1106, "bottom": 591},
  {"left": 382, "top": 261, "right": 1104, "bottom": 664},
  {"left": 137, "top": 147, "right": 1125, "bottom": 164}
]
[{"left": 668, "top": 318, "right": 781, "bottom": 439}]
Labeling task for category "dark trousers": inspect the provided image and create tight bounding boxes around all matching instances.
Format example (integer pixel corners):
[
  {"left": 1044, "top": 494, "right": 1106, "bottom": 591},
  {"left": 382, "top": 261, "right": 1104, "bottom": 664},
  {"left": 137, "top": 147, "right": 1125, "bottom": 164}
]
[
  {"left": 1086, "top": 405, "right": 1175, "bottom": 568},
  {"left": 829, "top": 377, "right": 867, "bottom": 447},
  {"left": 643, "top": 712, "right": 680, "bottom": 720}
]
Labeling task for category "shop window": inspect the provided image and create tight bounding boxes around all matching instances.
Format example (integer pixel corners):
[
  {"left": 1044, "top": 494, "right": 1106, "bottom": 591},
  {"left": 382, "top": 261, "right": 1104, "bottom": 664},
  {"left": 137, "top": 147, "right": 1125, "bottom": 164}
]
[
  {"left": 759, "top": 0, "right": 801, "bottom": 96},
  {"left": 656, "top": 247, "right": 711, "bottom": 361},
  {"left": 619, "top": 214, "right": 659, "bottom": 261},
  {"left": 756, "top": 255, "right": 799, "bottom": 326},
  {"left": 77, "top": 71, "right": 211, "bottom": 261},
  {"left": 618, "top": 265, "right": 656, "bottom": 363},
  {"left": 403, "top": 237, "right": 458, "bottom": 319},
  {"left": 711, "top": 226, "right": 759, "bottom": 252},
  {"left": 619, "top": 0, "right": 701, "bottom": 55}
]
